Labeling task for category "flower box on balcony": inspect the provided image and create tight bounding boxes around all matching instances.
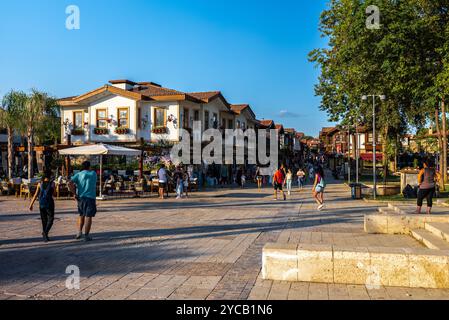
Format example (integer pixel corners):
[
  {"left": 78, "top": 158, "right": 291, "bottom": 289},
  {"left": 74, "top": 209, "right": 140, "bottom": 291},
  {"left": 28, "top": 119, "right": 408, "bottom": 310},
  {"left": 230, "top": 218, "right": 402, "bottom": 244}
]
[
  {"left": 115, "top": 127, "right": 130, "bottom": 135},
  {"left": 152, "top": 127, "right": 168, "bottom": 134},
  {"left": 94, "top": 128, "right": 109, "bottom": 135},
  {"left": 71, "top": 129, "right": 85, "bottom": 136}
]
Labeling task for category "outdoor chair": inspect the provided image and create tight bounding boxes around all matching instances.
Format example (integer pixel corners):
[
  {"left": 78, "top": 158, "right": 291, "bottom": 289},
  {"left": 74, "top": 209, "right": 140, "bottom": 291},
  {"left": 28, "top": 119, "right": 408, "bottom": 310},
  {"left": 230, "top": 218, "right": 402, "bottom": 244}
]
[
  {"left": 20, "top": 182, "right": 38, "bottom": 200},
  {"left": 189, "top": 178, "right": 199, "bottom": 192},
  {"left": 56, "top": 182, "right": 70, "bottom": 199},
  {"left": 1, "top": 181, "right": 12, "bottom": 196}
]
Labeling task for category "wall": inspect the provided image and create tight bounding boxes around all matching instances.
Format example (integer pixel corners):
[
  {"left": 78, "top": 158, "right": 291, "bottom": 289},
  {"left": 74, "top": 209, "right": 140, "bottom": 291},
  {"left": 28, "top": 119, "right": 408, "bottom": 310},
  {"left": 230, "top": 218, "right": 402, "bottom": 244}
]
[
  {"left": 139, "top": 101, "right": 180, "bottom": 142},
  {"left": 89, "top": 95, "right": 138, "bottom": 143},
  {"left": 60, "top": 105, "right": 89, "bottom": 145}
]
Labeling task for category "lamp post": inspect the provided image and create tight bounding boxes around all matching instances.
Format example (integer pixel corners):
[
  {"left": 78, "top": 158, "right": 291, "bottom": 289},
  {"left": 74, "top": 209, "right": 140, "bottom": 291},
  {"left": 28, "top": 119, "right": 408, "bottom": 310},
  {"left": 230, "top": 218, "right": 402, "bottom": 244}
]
[
  {"left": 362, "top": 95, "right": 386, "bottom": 200},
  {"left": 347, "top": 121, "right": 351, "bottom": 185}
]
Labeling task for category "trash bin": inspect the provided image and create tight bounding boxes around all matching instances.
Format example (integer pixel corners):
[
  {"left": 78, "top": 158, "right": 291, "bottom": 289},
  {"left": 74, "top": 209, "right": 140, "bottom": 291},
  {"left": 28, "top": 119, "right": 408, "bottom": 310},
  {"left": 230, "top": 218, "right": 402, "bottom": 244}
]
[{"left": 350, "top": 183, "right": 362, "bottom": 200}]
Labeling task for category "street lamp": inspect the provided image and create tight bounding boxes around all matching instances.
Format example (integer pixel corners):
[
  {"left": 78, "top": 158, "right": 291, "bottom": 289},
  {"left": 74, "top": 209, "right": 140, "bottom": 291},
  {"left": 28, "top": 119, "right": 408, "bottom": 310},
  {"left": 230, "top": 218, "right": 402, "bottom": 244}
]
[{"left": 361, "top": 94, "right": 386, "bottom": 200}]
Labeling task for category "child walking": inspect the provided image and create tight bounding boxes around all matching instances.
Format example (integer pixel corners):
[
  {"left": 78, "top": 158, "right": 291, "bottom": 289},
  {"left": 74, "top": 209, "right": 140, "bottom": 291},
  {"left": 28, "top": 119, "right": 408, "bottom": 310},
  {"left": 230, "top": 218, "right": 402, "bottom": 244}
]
[{"left": 29, "top": 170, "right": 56, "bottom": 242}]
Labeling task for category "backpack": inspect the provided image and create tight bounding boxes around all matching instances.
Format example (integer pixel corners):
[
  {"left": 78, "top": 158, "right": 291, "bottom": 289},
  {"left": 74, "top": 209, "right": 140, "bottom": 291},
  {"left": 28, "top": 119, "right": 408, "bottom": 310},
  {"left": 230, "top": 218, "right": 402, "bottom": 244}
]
[{"left": 39, "top": 181, "right": 54, "bottom": 209}]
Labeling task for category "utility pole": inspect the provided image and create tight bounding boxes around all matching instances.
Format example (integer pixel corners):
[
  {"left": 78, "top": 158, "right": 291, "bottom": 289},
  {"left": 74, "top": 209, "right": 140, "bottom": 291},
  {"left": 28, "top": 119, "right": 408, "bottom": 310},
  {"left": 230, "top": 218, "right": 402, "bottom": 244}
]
[
  {"left": 362, "top": 95, "right": 386, "bottom": 200},
  {"left": 442, "top": 98, "right": 447, "bottom": 187}
]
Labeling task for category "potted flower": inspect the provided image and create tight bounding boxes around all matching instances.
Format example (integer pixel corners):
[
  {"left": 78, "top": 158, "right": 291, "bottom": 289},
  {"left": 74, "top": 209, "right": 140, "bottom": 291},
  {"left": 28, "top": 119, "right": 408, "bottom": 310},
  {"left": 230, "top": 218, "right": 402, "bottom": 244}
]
[
  {"left": 152, "top": 127, "right": 168, "bottom": 134},
  {"left": 71, "top": 128, "right": 85, "bottom": 136},
  {"left": 115, "top": 127, "right": 130, "bottom": 135},
  {"left": 94, "top": 128, "right": 109, "bottom": 135}
]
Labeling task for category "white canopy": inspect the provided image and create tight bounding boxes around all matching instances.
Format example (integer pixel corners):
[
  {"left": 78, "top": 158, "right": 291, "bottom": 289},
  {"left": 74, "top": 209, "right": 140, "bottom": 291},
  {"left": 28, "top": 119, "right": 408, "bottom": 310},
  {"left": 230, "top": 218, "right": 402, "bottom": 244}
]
[
  {"left": 59, "top": 143, "right": 141, "bottom": 156},
  {"left": 59, "top": 143, "right": 141, "bottom": 199}
]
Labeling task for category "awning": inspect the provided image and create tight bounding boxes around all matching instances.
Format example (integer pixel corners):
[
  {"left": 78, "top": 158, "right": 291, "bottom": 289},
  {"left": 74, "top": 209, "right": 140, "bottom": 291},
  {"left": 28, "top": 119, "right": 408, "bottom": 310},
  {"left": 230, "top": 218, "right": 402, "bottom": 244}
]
[
  {"left": 58, "top": 143, "right": 141, "bottom": 156},
  {"left": 360, "top": 153, "right": 383, "bottom": 161}
]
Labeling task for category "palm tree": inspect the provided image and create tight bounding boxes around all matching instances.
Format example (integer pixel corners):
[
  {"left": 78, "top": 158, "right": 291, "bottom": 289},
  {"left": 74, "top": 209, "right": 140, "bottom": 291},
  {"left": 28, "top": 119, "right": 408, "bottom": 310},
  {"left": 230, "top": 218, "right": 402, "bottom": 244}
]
[
  {"left": 0, "top": 90, "right": 27, "bottom": 179},
  {"left": 23, "top": 89, "right": 59, "bottom": 180}
]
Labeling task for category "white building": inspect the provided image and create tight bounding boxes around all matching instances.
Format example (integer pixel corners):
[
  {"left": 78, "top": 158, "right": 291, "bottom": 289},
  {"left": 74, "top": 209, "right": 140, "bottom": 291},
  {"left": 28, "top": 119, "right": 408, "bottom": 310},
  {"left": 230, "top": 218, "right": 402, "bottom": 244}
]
[{"left": 58, "top": 80, "right": 259, "bottom": 146}]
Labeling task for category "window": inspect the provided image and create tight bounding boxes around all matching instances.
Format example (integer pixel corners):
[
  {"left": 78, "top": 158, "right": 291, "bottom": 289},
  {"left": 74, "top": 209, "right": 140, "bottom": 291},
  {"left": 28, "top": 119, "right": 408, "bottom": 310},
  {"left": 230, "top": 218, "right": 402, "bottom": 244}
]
[
  {"left": 228, "top": 119, "right": 233, "bottom": 129},
  {"left": 194, "top": 110, "right": 200, "bottom": 121},
  {"left": 237, "top": 120, "right": 241, "bottom": 129},
  {"left": 154, "top": 108, "right": 166, "bottom": 128},
  {"left": 221, "top": 118, "right": 226, "bottom": 129},
  {"left": 183, "top": 108, "right": 189, "bottom": 129},
  {"left": 96, "top": 109, "right": 107, "bottom": 128},
  {"left": 117, "top": 108, "right": 129, "bottom": 128},
  {"left": 204, "top": 111, "right": 210, "bottom": 130},
  {"left": 73, "top": 111, "right": 83, "bottom": 129},
  {"left": 137, "top": 107, "right": 141, "bottom": 129},
  {"left": 212, "top": 113, "right": 218, "bottom": 129}
]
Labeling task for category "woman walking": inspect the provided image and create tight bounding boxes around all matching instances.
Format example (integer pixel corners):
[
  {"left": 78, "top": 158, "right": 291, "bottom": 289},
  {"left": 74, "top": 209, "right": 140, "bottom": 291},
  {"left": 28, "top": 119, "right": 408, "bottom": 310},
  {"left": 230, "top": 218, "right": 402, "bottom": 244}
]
[
  {"left": 174, "top": 165, "right": 184, "bottom": 199},
  {"left": 312, "top": 166, "right": 326, "bottom": 211},
  {"left": 286, "top": 169, "right": 293, "bottom": 196},
  {"left": 416, "top": 159, "right": 440, "bottom": 215},
  {"left": 29, "top": 170, "right": 56, "bottom": 242}
]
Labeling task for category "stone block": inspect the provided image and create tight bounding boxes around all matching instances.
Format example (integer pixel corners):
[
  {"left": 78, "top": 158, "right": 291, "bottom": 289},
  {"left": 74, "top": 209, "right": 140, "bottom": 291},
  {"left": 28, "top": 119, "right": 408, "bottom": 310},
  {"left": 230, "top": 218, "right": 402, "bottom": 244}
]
[
  {"left": 262, "top": 243, "right": 298, "bottom": 282},
  {"left": 364, "top": 215, "right": 388, "bottom": 234},
  {"left": 333, "top": 246, "right": 370, "bottom": 285},
  {"left": 408, "top": 249, "right": 449, "bottom": 289},
  {"left": 369, "top": 247, "right": 410, "bottom": 287},
  {"left": 387, "top": 215, "right": 409, "bottom": 234},
  {"left": 296, "top": 244, "right": 333, "bottom": 283}
]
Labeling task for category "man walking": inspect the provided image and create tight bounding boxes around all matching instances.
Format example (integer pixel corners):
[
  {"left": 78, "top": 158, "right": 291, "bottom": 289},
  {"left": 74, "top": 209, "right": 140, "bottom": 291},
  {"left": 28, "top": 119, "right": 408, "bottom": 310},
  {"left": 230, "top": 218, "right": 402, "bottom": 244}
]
[
  {"left": 273, "top": 166, "right": 286, "bottom": 201},
  {"left": 68, "top": 161, "right": 97, "bottom": 241}
]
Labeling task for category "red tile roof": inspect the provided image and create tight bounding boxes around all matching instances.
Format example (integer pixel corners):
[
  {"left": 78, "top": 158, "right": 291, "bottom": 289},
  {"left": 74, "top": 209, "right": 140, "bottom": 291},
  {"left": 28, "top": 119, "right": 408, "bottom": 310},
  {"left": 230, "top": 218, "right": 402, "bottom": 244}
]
[
  {"left": 188, "top": 91, "right": 222, "bottom": 102},
  {"left": 230, "top": 104, "right": 249, "bottom": 114},
  {"left": 259, "top": 120, "right": 274, "bottom": 126}
]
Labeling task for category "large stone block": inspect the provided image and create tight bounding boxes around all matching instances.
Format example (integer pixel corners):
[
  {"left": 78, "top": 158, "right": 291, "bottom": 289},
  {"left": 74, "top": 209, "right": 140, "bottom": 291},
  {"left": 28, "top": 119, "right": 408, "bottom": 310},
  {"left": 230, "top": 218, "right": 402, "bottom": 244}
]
[
  {"left": 333, "top": 246, "right": 370, "bottom": 285},
  {"left": 364, "top": 215, "right": 388, "bottom": 234},
  {"left": 262, "top": 243, "right": 298, "bottom": 282},
  {"left": 408, "top": 249, "right": 449, "bottom": 289},
  {"left": 387, "top": 215, "right": 409, "bottom": 234},
  {"left": 369, "top": 247, "right": 410, "bottom": 287},
  {"left": 296, "top": 244, "right": 333, "bottom": 283}
]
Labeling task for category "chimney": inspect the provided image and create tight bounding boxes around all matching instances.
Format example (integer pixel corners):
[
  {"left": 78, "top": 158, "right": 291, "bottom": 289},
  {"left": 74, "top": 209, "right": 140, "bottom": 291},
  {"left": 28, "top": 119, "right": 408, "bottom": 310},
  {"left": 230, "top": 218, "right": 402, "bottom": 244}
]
[{"left": 109, "top": 80, "right": 137, "bottom": 90}]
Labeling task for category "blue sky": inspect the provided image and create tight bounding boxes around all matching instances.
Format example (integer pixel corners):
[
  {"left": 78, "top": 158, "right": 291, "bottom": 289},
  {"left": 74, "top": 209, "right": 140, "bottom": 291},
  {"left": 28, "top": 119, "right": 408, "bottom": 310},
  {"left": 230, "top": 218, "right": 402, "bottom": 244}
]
[{"left": 0, "top": 0, "right": 331, "bottom": 136}]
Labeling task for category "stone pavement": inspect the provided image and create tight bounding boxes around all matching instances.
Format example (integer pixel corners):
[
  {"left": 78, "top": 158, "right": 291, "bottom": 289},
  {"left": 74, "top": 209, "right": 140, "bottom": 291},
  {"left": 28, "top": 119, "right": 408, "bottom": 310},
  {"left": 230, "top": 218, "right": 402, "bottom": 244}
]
[{"left": 1, "top": 180, "right": 449, "bottom": 300}]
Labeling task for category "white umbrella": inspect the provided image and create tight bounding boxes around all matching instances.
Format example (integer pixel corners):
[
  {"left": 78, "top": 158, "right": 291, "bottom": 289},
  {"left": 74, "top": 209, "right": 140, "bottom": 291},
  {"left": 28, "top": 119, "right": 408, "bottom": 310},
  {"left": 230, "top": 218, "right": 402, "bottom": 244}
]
[{"left": 59, "top": 143, "right": 141, "bottom": 199}]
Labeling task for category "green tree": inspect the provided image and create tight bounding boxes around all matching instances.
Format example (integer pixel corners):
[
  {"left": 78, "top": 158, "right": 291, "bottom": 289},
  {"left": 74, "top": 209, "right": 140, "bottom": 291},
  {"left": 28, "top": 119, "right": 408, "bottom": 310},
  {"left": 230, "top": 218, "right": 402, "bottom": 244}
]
[
  {"left": 0, "top": 90, "right": 27, "bottom": 179},
  {"left": 310, "top": 0, "right": 449, "bottom": 184},
  {"left": 23, "top": 89, "right": 59, "bottom": 179}
]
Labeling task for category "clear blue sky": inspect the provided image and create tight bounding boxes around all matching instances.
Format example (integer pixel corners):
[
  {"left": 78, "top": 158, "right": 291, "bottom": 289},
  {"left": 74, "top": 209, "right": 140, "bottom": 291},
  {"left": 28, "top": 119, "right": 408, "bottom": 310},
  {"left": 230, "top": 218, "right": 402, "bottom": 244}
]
[{"left": 0, "top": 0, "right": 332, "bottom": 137}]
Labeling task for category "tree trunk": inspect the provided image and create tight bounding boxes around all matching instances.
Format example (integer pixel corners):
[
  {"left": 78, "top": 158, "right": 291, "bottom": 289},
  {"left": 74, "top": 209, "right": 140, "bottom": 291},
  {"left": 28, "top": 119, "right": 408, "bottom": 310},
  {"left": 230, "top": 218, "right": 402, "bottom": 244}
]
[
  {"left": 442, "top": 98, "right": 447, "bottom": 187},
  {"left": 435, "top": 106, "right": 443, "bottom": 176},
  {"left": 27, "top": 128, "right": 33, "bottom": 181},
  {"left": 7, "top": 127, "right": 14, "bottom": 180}
]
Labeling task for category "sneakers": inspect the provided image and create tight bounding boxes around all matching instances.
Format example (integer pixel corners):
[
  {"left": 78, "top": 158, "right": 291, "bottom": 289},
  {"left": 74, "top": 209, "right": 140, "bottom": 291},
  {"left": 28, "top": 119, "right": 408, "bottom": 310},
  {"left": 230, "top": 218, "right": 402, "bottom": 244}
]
[
  {"left": 283, "top": 194, "right": 287, "bottom": 201},
  {"left": 84, "top": 234, "right": 93, "bottom": 242},
  {"left": 318, "top": 204, "right": 324, "bottom": 211},
  {"left": 42, "top": 232, "right": 50, "bottom": 243},
  {"left": 75, "top": 232, "right": 83, "bottom": 240}
]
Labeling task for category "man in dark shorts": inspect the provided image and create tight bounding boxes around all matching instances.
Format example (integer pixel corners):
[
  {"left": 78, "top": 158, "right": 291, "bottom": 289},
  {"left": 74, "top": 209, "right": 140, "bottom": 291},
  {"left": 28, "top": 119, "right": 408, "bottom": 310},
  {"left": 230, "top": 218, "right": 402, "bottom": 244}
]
[
  {"left": 68, "top": 161, "right": 97, "bottom": 241},
  {"left": 273, "top": 166, "right": 286, "bottom": 201}
]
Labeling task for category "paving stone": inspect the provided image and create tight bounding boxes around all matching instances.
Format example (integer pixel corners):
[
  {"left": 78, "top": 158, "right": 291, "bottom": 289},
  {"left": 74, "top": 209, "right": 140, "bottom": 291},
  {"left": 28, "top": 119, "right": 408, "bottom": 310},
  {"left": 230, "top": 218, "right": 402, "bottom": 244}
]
[{"left": 1, "top": 183, "right": 449, "bottom": 300}]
